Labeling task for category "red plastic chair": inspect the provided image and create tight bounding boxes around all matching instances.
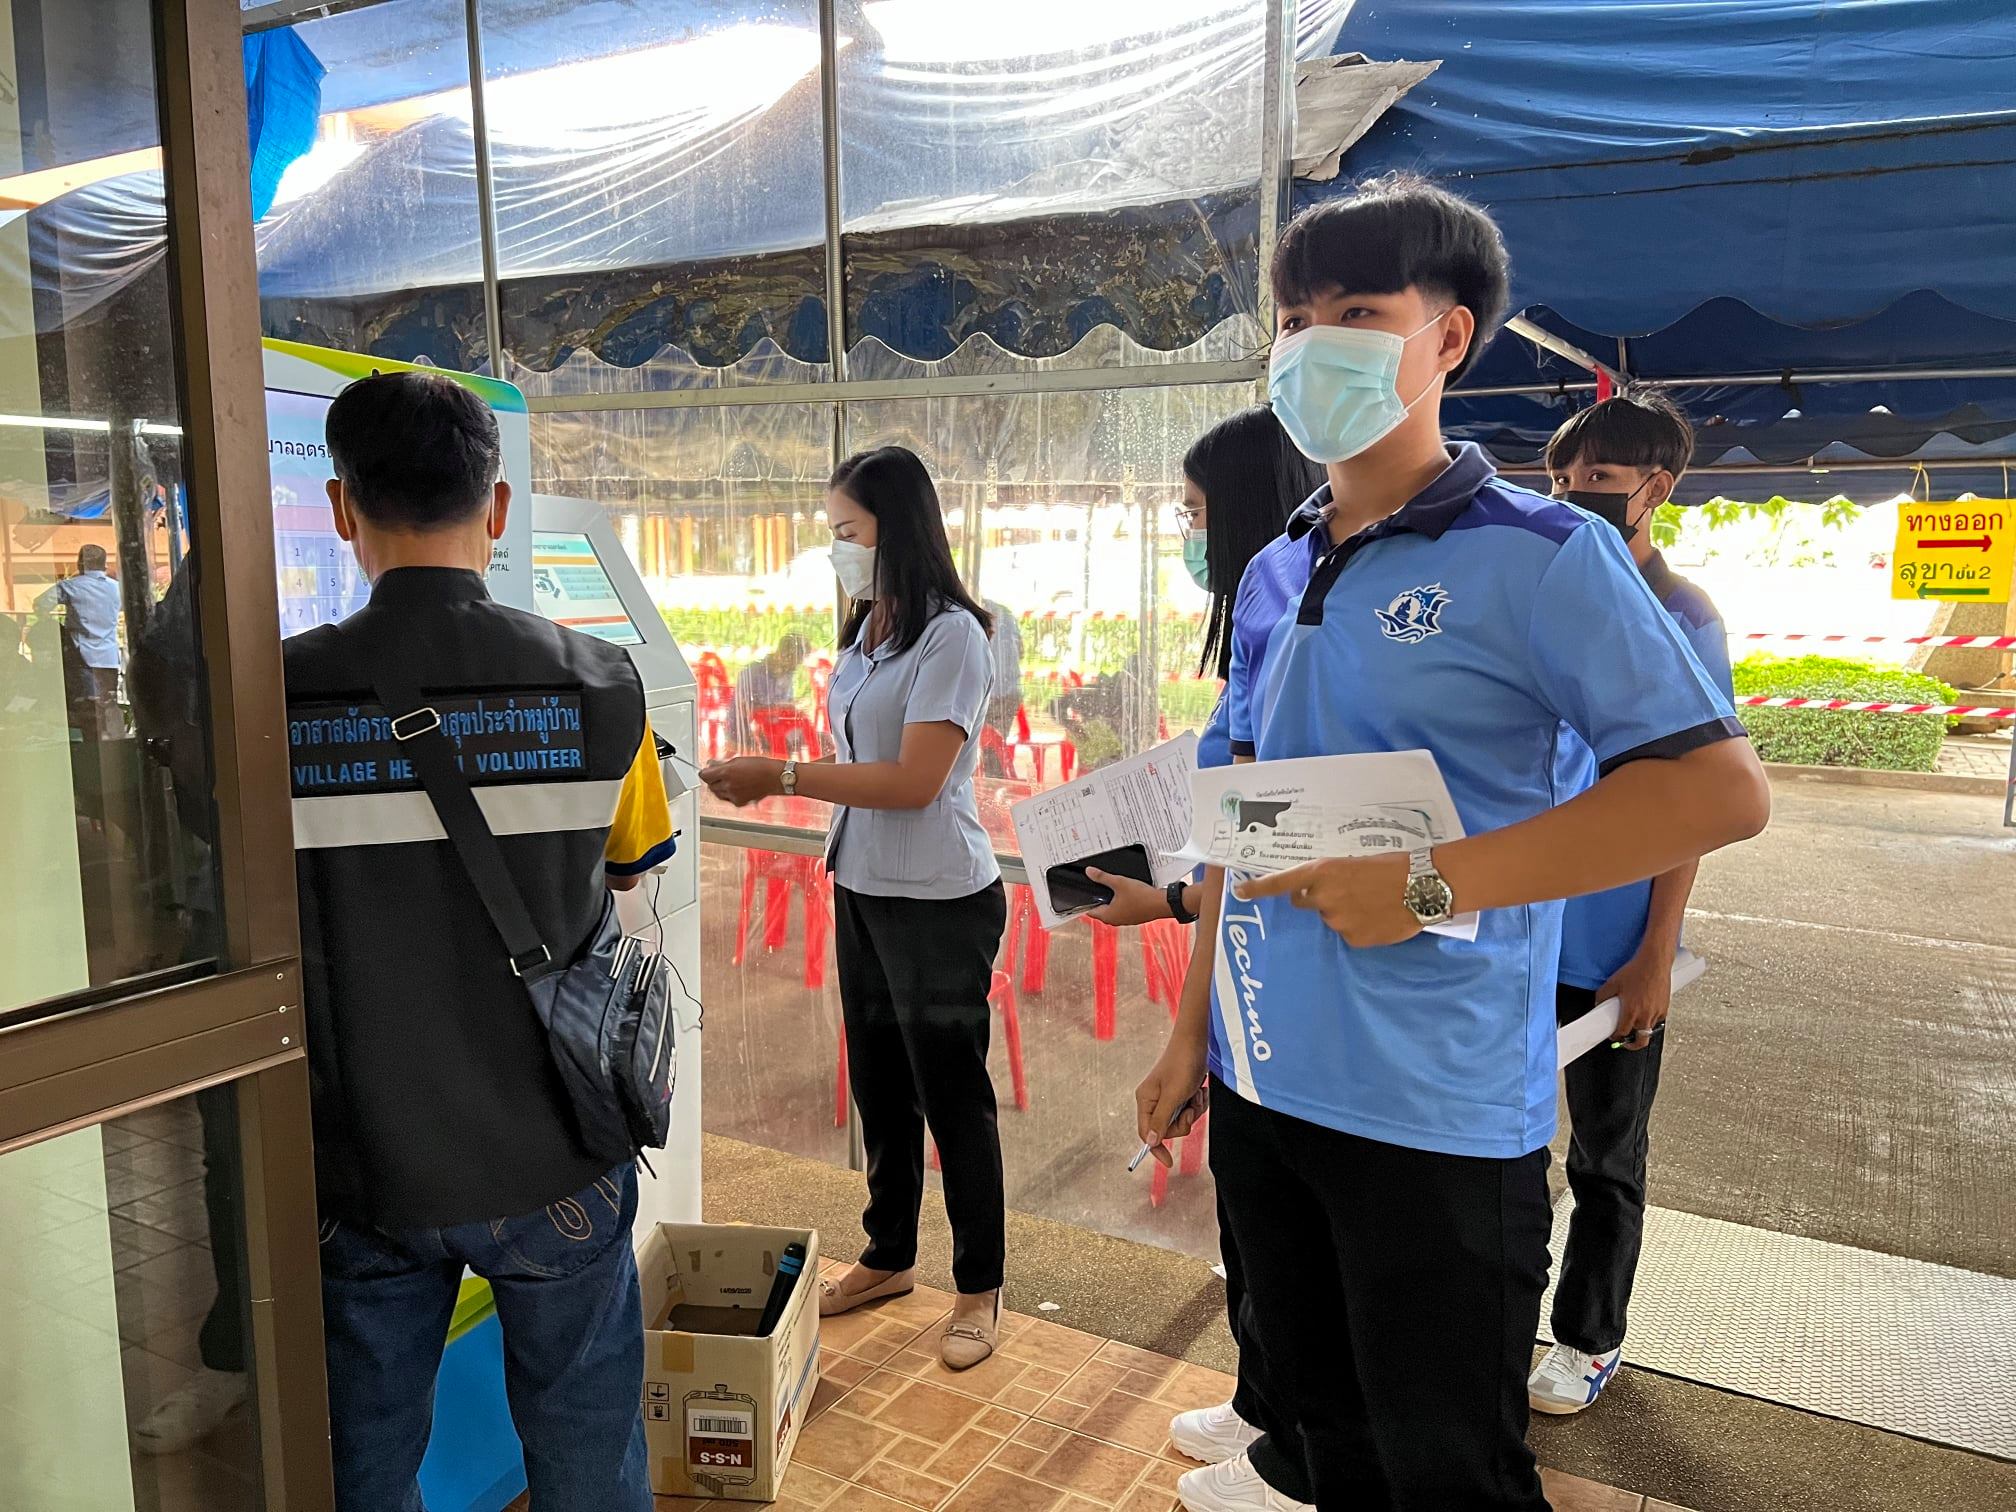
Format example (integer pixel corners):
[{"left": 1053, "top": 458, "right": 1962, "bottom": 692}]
[
  {"left": 1140, "top": 917, "right": 1190, "bottom": 1015},
  {"left": 749, "top": 705, "right": 818, "bottom": 761},
  {"left": 695, "top": 653, "right": 734, "bottom": 760},
  {"left": 809, "top": 659, "right": 834, "bottom": 746},
  {"left": 733, "top": 850, "right": 830, "bottom": 990},
  {"left": 1003, "top": 884, "right": 1051, "bottom": 995},
  {"left": 1010, "top": 701, "right": 1077, "bottom": 785}
]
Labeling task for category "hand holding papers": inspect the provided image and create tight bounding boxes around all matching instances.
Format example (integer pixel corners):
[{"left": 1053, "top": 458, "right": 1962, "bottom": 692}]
[
  {"left": 1009, "top": 734, "right": 1200, "bottom": 929},
  {"left": 1556, "top": 949, "right": 1705, "bottom": 1066},
  {"left": 1177, "top": 750, "right": 1480, "bottom": 942}
]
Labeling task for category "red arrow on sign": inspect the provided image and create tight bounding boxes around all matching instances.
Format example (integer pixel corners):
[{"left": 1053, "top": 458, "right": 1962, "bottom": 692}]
[{"left": 1915, "top": 535, "right": 1994, "bottom": 551}]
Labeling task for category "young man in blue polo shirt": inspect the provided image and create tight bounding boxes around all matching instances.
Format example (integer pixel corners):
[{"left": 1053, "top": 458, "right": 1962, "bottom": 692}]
[
  {"left": 1528, "top": 392, "right": 1734, "bottom": 1417},
  {"left": 1135, "top": 176, "right": 1769, "bottom": 1512}
]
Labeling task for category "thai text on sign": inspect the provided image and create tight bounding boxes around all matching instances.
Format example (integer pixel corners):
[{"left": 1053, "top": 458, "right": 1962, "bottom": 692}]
[{"left": 1890, "top": 501, "right": 2013, "bottom": 602}]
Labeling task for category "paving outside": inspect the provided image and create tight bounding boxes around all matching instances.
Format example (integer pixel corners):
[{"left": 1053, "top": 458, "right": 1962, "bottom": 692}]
[
  {"left": 1938, "top": 730, "right": 2014, "bottom": 780},
  {"left": 640, "top": 1259, "right": 1688, "bottom": 1512}
]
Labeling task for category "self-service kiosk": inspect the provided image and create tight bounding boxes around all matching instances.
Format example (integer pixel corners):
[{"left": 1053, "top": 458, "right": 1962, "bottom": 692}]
[{"left": 525, "top": 494, "right": 702, "bottom": 1225}]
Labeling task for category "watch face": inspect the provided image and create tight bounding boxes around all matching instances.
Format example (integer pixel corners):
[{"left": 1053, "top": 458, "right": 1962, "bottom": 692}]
[{"left": 1405, "top": 873, "right": 1454, "bottom": 923}]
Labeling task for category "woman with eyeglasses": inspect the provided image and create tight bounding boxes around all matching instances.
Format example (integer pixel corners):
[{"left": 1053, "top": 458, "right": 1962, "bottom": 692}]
[
  {"left": 1083, "top": 405, "right": 1323, "bottom": 1509},
  {"left": 1083, "top": 405, "right": 1321, "bottom": 925},
  {"left": 700, "top": 446, "right": 1010, "bottom": 1369}
]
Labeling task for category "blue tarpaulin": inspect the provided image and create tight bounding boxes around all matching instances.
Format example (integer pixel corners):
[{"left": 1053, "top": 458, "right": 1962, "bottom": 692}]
[{"left": 1322, "top": 0, "right": 2016, "bottom": 494}]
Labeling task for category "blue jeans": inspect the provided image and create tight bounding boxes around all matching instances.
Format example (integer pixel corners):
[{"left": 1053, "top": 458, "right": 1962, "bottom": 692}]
[{"left": 319, "top": 1164, "right": 651, "bottom": 1512}]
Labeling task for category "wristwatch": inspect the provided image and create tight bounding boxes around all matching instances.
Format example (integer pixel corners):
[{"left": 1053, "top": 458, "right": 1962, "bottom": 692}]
[
  {"left": 1402, "top": 847, "right": 1455, "bottom": 927},
  {"left": 779, "top": 760, "right": 798, "bottom": 797},
  {"left": 1165, "top": 879, "right": 1199, "bottom": 925}
]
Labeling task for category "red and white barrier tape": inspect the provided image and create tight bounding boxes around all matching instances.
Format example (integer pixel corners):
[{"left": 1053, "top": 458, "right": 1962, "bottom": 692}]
[
  {"left": 1734, "top": 632, "right": 2016, "bottom": 649},
  {"left": 1738, "top": 696, "right": 2013, "bottom": 719}
]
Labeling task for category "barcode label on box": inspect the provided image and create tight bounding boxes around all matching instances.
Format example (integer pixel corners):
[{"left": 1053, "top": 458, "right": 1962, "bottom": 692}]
[{"left": 691, "top": 1415, "right": 751, "bottom": 1438}]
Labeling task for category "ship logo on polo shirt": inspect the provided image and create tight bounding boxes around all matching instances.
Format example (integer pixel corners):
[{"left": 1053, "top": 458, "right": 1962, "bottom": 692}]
[{"left": 1374, "top": 583, "right": 1450, "bottom": 645}]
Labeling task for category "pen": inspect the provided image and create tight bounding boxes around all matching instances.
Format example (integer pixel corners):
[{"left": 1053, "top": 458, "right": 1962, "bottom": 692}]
[{"left": 1128, "top": 1092, "right": 1203, "bottom": 1173}]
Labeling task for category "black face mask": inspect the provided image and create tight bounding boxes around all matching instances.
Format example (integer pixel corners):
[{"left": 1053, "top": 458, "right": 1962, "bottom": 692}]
[{"left": 1559, "top": 484, "right": 1651, "bottom": 542}]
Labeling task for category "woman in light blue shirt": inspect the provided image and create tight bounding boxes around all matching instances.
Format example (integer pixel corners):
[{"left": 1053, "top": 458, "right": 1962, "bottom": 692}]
[{"left": 701, "top": 446, "right": 1009, "bottom": 1370}]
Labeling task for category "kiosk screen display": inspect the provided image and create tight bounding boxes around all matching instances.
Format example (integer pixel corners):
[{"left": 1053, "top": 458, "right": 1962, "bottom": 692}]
[{"left": 532, "top": 531, "right": 645, "bottom": 646}]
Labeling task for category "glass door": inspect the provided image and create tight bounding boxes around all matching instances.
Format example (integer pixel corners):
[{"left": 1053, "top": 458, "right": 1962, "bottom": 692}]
[{"left": 0, "top": 0, "right": 326, "bottom": 1507}]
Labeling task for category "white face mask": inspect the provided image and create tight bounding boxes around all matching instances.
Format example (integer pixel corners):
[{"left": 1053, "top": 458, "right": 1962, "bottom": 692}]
[
  {"left": 1267, "top": 315, "right": 1447, "bottom": 464},
  {"left": 830, "top": 539, "right": 877, "bottom": 600}
]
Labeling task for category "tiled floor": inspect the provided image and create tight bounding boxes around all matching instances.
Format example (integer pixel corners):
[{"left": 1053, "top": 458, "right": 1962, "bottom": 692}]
[{"left": 648, "top": 1262, "right": 1689, "bottom": 1512}]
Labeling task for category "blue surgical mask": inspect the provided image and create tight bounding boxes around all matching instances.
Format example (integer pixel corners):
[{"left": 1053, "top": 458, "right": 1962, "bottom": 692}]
[
  {"left": 1182, "top": 533, "right": 1210, "bottom": 590},
  {"left": 1267, "top": 316, "right": 1446, "bottom": 464}
]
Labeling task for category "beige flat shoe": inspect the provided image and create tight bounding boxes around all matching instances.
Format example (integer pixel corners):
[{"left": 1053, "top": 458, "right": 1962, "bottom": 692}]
[
  {"left": 817, "top": 1266, "right": 916, "bottom": 1318},
  {"left": 939, "top": 1290, "right": 1002, "bottom": 1371}
]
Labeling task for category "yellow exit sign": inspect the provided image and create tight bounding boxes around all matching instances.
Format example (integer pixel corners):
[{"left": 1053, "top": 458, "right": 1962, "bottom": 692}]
[{"left": 1891, "top": 501, "right": 2013, "bottom": 602}]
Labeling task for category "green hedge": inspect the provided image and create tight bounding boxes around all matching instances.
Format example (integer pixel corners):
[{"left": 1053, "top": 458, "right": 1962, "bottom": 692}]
[{"left": 1731, "top": 653, "right": 1957, "bottom": 772}]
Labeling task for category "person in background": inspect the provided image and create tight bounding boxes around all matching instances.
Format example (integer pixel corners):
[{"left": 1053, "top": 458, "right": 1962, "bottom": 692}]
[
  {"left": 1528, "top": 389, "right": 1733, "bottom": 1417},
  {"left": 1135, "top": 176, "right": 1769, "bottom": 1512},
  {"left": 980, "top": 598, "right": 1022, "bottom": 777},
  {"left": 701, "top": 447, "right": 1010, "bottom": 1370},
  {"left": 1083, "top": 404, "right": 1320, "bottom": 1508},
  {"left": 36, "top": 543, "right": 124, "bottom": 737},
  {"left": 288, "top": 373, "right": 673, "bottom": 1512},
  {"left": 734, "top": 630, "right": 810, "bottom": 749}
]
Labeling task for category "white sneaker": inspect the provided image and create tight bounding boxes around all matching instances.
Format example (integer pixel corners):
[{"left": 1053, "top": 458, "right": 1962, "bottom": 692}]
[
  {"left": 1177, "top": 1452, "right": 1313, "bottom": 1512},
  {"left": 1169, "top": 1399, "right": 1263, "bottom": 1465},
  {"left": 1528, "top": 1344, "right": 1623, "bottom": 1416},
  {"left": 132, "top": 1368, "right": 249, "bottom": 1455}
]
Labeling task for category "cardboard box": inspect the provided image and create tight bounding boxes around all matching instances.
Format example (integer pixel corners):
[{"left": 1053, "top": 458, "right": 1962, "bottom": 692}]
[{"left": 637, "top": 1222, "right": 821, "bottom": 1502}]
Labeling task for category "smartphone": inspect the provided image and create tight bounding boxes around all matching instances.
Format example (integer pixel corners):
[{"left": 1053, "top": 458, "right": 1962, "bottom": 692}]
[{"left": 1046, "top": 842, "right": 1155, "bottom": 916}]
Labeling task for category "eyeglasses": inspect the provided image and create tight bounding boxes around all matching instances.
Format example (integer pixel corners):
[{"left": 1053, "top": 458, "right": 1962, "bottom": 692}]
[{"left": 1170, "top": 502, "right": 1206, "bottom": 540}]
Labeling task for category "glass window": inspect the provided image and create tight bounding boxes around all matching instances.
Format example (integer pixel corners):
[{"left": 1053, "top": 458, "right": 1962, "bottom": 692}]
[
  {"left": 0, "top": 0, "right": 222, "bottom": 1020},
  {"left": 834, "top": 2, "right": 1351, "bottom": 372},
  {"left": 253, "top": 0, "right": 488, "bottom": 371},
  {"left": 481, "top": 0, "right": 830, "bottom": 394},
  {"left": 846, "top": 382, "right": 1253, "bottom": 793},
  {"left": 530, "top": 401, "right": 837, "bottom": 767},
  {"left": 0, "top": 1088, "right": 261, "bottom": 1510}
]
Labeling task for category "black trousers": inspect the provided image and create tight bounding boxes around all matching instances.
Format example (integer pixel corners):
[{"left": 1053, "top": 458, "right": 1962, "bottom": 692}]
[
  {"left": 196, "top": 1083, "right": 249, "bottom": 1374},
  {"left": 1210, "top": 1078, "right": 1553, "bottom": 1512},
  {"left": 834, "top": 881, "right": 1008, "bottom": 1295},
  {"left": 1220, "top": 1194, "right": 1315, "bottom": 1502},
  {"left": 1552, "top": 983, "right": 1665, "bottom": 1355}
]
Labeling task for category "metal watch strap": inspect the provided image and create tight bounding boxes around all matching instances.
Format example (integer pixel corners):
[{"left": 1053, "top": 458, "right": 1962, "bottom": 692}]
[{"left": 780, "top": 760, "right": 798, "bottom": 795}]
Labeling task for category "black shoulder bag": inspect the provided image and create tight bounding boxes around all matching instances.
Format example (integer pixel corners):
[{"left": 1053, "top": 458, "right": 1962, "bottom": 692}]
[{"left": 338, "top": 623, "right": 676, "bottom": 1163}]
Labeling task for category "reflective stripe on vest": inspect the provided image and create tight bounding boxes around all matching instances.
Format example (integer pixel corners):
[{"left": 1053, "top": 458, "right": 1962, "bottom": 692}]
[{"left": 291, "top": 778, "right": 625, "bottom": 850}]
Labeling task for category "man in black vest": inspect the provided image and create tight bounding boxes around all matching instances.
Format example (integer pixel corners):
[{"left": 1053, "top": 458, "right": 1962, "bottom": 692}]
[{"left": 286, "top": 373, "right": 672, "bottom": 1512}]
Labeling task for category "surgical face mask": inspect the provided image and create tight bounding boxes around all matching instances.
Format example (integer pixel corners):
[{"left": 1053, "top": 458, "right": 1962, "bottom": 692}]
[
  {"left": 1559, "top": 479, "right": 1655, "bottom": 542},
  {"left": 830, "top": 539, "right": 877, "bottom": 599},
  {"left": 1267, "top": 315, "right": 1447, "bottom": 464},
  {"left": 1182, "top": 533, "right": 1211, "bottom": 590}
]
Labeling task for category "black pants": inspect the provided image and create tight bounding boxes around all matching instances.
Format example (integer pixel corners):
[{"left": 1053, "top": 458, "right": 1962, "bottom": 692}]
[
  {"left": 835, "top": 881, "right": 1008, "bottom": 1294},
  {"left": 1552, "top": 983, "right": 1665, "bottom": 1355},
  {"left": 196, "top": 1083, "right": 249, "bottom": 1374},
  {"left": 1220, "top": 1194, "right": 1315, "bottom": 1502},
  {"left": 1210, "top": 1078, "right": 1552, "bottom": 1511}
]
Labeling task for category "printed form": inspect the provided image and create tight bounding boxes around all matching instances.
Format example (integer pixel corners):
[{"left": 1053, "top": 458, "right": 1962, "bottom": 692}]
[
  {"left": 1177, "top": 748, "right": 1481, "bottom": 942},
  {"left": 1010, "top": 733, "right": 1200, "bottom": 929}
]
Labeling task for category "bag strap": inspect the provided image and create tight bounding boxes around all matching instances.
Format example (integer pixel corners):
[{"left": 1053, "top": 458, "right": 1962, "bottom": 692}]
[{"left": 335, "top": 621, "right": 554, "bottom": 980}]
